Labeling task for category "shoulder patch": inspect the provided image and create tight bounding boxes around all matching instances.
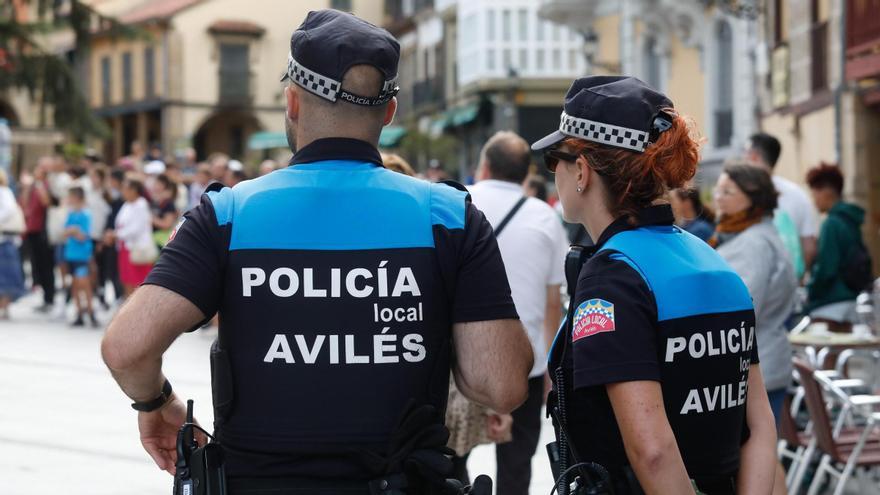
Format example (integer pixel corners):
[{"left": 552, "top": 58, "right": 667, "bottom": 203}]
[
  {"left": 168, "top": 217, "right": 186, "bottom": 243},
  {"left": 572, "top": 298, "right": 616, "bottom": 342}
]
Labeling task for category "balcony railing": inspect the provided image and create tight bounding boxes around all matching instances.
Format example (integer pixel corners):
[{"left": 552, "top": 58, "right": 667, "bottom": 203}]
[
  {"left": 219, "top": 70, "right": 252, "bottom": 106},
  {"left": 413, "top": 77, "right": 444, "bottom": 109}
]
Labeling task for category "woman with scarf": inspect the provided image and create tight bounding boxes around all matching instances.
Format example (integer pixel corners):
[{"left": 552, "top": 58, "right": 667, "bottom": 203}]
[{"left": 712, "top": 162, "right": 796, "bottom": 495}]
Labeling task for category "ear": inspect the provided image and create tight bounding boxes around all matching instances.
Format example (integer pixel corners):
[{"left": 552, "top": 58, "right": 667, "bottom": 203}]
[
  {"left": 575, "top": 154, "right": 592, "bottom": 191},
  {"left": 383, "top": 97, "right": 398, "bottom": 126},
  {"left": 476, "top": 160, "right": 491, "bottom": 181},
  {"left": 285, "top": 85, "right": 300, "bottom": 121}
]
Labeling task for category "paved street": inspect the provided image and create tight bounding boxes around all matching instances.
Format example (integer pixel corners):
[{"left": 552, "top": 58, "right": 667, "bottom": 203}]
[{"left": 0, "top": 292, "right": 555, "bottom": 495}]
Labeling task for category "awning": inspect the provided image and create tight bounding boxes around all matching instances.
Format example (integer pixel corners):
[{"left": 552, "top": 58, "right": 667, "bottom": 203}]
[
  {"left": 379, "top": 125, "right": 407, "bottom": 148},
  {"left": 448, "top": 103, "right": 480, "bottom": 127},
  {"left": 247, "top": 131, "right": 288, "bottom": 150}
]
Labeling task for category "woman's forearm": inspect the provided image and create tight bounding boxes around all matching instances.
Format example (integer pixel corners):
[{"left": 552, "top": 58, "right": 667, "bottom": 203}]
[{"left": 736, "top": 367, "right": 777, "bottom": 495}]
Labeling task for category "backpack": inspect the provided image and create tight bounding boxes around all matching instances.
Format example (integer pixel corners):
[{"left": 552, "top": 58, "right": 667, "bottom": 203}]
[{"left": 842, "top": 241, "right": 873, "bottom": 293}]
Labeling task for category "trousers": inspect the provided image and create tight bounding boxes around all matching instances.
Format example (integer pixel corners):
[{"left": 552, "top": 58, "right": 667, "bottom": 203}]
[{"left": 496, "top": 376, "right": 544, "bottom": 495}]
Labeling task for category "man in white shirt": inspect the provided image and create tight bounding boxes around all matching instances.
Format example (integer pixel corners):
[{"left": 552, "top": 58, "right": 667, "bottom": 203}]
[
  {"left": 469, "top": 131, "right": 569, "bottom": 495},
  {"left": 747, "top": 133, "right": 819, "bottom": 270}
]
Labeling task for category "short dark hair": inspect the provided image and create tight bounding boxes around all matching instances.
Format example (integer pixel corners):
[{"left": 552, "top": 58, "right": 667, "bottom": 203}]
[
  {"left": 749, "top": 133, "right": 782, "bottom": 169},
  {"left": 68, "top": 186, "right": 85, "bottom": 200},
  {"left": 156, "top": 174, "right": 177, "bottom": 191},
  {"left": 723, "top": 162, "right": 778, "bottom": 214},
  {"left": 124, "top": 177, "right": 146, "bottom": 198},
  {"left": 110, "top": 169, "right": 126, "bottom": 183},
  {"left": 806, "top": 162, "right": 844, "bottom": 195},
  {"left": 481, "top": 131, "right": 531, "bottom": 184}
]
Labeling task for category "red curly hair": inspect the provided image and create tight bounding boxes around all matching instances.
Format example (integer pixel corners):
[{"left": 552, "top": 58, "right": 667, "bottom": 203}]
[{"left": 561, "top": 108, "right": 702, "bottom": 224}]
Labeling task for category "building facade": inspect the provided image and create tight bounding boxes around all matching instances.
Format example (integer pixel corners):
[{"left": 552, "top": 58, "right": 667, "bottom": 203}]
[
  {"left": 758, "top": 0, "right": 880, "bottom": 269},
  {"left": 385, "top": 0, "right": 587, "bottom": 180},
  {"left": 88, "top": 0, "right": 383, "bottom": 163}
]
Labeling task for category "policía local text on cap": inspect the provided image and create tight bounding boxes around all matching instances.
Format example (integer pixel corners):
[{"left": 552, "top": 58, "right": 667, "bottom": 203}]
[
  {"left": 280, "top": 9, "right": 400, "bottom": 107},
  {"left": 531, "top": 76, "right": 674, "bottom": 153}
]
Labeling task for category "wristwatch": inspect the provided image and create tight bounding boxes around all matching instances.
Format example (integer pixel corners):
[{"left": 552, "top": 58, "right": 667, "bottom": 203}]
[{"left": 131, "top": 379, "right": 173, "bottom": 412}]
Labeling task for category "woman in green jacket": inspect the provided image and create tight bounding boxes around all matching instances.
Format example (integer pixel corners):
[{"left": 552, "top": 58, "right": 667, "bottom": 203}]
[{"left": 805, "top": 163, "right": 868, "bottom": 325}]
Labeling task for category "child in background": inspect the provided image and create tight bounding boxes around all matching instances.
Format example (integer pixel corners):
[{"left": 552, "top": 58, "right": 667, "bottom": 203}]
[{"left": 63, "top": 187, "right": 98, "bottom": 327}]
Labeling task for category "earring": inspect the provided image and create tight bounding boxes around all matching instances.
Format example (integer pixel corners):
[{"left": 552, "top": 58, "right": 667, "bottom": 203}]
[{"left": 576, "top": 186, "right": 582, "bottom": 193}]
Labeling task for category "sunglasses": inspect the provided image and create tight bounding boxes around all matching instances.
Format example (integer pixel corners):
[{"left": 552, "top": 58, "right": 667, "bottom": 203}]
[{"left": 543, "top": 149, "right": 580, "bottom": 173}]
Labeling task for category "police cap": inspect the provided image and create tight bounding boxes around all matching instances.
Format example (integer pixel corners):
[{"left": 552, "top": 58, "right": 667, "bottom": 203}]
[
  {"left": 531, "top": 76, "right": 674, "bottom": 153},
  {"left": 280, "top": 9, "right": 400, "bottom": 107}
]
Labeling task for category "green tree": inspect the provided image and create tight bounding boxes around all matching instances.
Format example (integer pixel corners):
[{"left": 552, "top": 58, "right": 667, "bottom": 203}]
[{"left": 0, "top": 0, "right": 140, "bottom": 140}]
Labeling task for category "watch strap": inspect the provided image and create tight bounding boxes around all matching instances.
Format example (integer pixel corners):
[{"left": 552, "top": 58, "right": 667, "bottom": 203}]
[{"left": 131, "top": 379, "right": 172, "bottom": 412}]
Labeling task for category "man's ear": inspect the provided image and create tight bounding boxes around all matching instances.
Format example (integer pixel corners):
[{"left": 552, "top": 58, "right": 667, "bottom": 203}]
[
  {"left": 285, "top": 85, "right": 300, "bottom": 121},
  {"left": 383, "top": 97, "right": 398, "bottom": 126}
]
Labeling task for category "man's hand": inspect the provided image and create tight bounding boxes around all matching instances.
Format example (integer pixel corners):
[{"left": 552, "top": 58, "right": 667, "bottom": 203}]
[
  {"left": 138, "top": 395, "right": 205, "bottom": 475},
  {"left": 487, "top": 413, "right": 513, "bottom": 443}
]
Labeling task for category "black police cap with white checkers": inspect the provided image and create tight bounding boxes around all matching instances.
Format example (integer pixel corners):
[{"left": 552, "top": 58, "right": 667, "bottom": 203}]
[
  {"left": 280, "top": 10, "right": 400, "bottom": 106},
  {"left": 531, "top": 76, "right": 674, "bottom": 153}
]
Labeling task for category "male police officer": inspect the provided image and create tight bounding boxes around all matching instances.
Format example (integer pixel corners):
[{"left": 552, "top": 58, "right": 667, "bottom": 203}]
[{"left": 101, "top": 10, "right": 533, "bottom": 494}]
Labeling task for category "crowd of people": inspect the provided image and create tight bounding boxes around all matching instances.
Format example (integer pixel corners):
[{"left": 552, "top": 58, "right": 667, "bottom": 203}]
[{"left": 0, "top": 145, "right": 280, "bottom": 323}]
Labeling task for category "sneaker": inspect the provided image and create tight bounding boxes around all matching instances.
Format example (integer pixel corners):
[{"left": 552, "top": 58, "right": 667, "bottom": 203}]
[
  {"left": 33, "top": 303, "right": 52, "bottom": 314},
  {"left": 88, "top": 312, "right": 100, "bottom": 328},
  {"left": 71, "top": 315, "right": 84, "bottom": 327}
]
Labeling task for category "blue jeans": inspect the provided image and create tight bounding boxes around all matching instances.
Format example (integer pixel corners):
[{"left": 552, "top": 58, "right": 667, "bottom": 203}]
[{"left": 767, "top": 388, "right": 787, "bottom": 428}]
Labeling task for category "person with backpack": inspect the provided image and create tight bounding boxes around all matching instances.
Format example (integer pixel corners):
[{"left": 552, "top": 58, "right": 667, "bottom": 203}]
[{"left": 805, "top": 163, "right": 871, "bottom": 327}]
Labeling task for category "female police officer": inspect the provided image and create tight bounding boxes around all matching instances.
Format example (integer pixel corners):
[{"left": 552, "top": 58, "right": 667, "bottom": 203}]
[{"left": 532, "top": 76, "right": 778, "bottom": 495}]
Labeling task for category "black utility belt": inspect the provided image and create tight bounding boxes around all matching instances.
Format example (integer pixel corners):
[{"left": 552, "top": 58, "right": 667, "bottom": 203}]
[{"left": 606, "top": 466, "right": 736, "bottom": 495}]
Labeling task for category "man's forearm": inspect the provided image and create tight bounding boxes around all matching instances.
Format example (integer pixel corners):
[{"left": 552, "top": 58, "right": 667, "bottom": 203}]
[{"left": 107, "top": 356, "right": 167, "bottom": 403}]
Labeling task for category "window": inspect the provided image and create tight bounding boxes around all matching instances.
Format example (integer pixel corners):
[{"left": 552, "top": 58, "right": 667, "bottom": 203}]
[
  {"left": 503, "top": 49, "right": 512, "bottom": 70},
  {"left": 330, "top": 0, "right": 352, "bottom": 11},
  {"left": 502, "top": 10, "right": 511, "bottom": 42},
  {"left": 101, "top": 56, "right": 111, "bottom": 106},
  {"left": 144, "top": 47, "right": 155, "bottom": 98},
  {"left": 810, "top": 0, "right": 828, "bottom": 92},
  {"left": 518, "top": 9, "right": 528, "bottom": 41},
  {"left": 519, "top": 49, "right": 528, "bottom": 71},
  {"left": 552, "top": 24, "right": 560, "bottom": 42},
  {"left": 569, "top": 49, "right": 578, "bottom": 74},
  {"left": 552, "top": 49, "right": 561, "bottom": 71},
  {"left": 487, "top": 48, "right": 496, "bottom": 70},
  {"left": 122, "top": 52, "right": 132, "bottom": 102},
  {"left": 487, "top": 9, "right": 495, "bottom": 41},
  {"left": 537, "top": 20, "right": 545, "bottom": 41},
  {"left": 219, "top": 43, "right": 250, "bottom": 104},
  {"left": 714, "top": 20, "right": 733, "bottom": 148},
  {"left": 643, "top": 36, "right": 662, "bottom": 90},
  {"left": 536, "top": 49, "right": 545, "bottom": 70}
]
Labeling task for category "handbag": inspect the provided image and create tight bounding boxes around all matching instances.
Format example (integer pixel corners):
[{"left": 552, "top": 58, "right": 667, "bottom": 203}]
[
  {"left": 129, "top": 240, "right": 159, "bottom": 265},
  {"left": 46, "top": 206, "right": 68, "bottom": 244},
  {"left": 1, "top": 201, "right": 25, "bottom": 235}
]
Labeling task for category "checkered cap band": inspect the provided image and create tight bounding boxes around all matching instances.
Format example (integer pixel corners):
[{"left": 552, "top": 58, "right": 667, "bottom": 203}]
[
  {"left": 287, "top": 54, "right": 342, "bottom": 102},
  {"left": 559, "top": 112, "right": 650, "bottom": 153}
]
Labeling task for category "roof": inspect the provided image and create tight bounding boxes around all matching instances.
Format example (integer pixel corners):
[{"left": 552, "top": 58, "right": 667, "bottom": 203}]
[
  {"left": 118, "top": 0, "right": 202, "bottom": 24},
  {"left": 208, "top": 20, "right": 265, "bottom": 36}
]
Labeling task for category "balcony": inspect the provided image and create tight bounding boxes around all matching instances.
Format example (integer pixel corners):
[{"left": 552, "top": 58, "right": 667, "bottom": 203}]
[
  {"left": 218, "top": 70, "right": 252, "bottom": 106},
  {"left": 413, "top": 77, "right": 444, "bottom": 109},
  {"left": 846, "top": 0, "right": 880, "bottom": 80}
]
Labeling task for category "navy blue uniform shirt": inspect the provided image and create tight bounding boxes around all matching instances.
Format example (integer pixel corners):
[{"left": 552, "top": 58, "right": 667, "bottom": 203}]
[
  {"left": 549, "top": 205, "right": 759, "bottom": 480},
  {"left": 146, "top": 138, "right": 518, "bottom": 478}
]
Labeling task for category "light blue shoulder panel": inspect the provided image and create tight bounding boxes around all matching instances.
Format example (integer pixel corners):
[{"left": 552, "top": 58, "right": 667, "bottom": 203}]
[
  {"left": 600, "top": 226, "right": 753, "bottom": 321},
  {"left": 221, "top": 162, "right": 467, "bottom": 251}
]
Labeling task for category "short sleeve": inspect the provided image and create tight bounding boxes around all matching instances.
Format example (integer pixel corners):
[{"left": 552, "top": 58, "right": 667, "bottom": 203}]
[
  {"left": 144, "top": 194, "right": 229, "bottom": 318},
  {"left": 796, "top": 193, "right": 819, "bottom": 238},
  {"left": 449, "top": 201, "right": 519, "bottom": 323},
  {"left": 570, "top": 255, "right": 661, "bottom": 389}
]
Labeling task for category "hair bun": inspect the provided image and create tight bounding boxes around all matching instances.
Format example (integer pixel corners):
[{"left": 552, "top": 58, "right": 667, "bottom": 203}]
[{"left": 644, "top": 111, "right": 700, "bottom": 190}]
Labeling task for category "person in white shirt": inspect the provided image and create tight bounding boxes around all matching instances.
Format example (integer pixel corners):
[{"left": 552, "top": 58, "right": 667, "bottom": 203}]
[
  {"left": 746, "top": 133, "right": 819, "bottom": 271},
  {"left": 469, "top": 131, "right": 569, "bottom": 495}
]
